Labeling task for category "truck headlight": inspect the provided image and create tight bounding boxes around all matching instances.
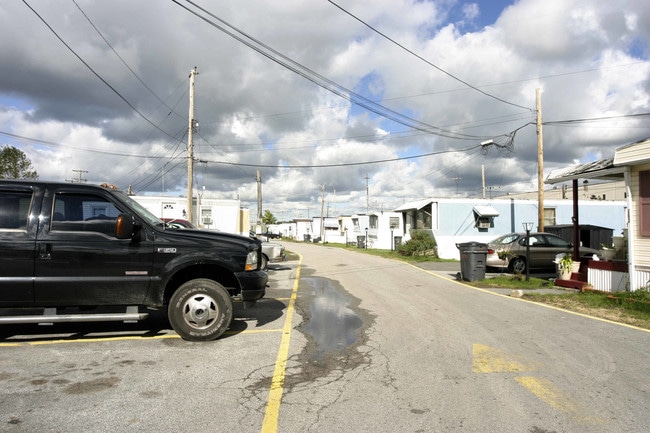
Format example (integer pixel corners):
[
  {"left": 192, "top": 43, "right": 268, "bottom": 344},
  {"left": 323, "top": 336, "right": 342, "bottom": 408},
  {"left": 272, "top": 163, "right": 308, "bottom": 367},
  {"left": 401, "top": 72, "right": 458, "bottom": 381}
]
[{"left": 246, "top": 250, "right": 258, "bottom": 271}]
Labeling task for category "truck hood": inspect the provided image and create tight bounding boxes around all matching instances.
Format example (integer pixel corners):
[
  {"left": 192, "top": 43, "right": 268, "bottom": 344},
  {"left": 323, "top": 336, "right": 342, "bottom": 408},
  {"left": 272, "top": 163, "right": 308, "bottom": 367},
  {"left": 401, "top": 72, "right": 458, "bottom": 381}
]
[{"left": 156, "top": 227, "right": 261, "bottom": 251}]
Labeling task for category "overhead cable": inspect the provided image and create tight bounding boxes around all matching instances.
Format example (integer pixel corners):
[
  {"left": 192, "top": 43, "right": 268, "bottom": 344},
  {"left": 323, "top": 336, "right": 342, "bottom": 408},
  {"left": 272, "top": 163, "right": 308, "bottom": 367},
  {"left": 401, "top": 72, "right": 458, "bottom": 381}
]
[
  {"left": 173, "top": 0, "right": 487, "bottom": 141},
  {"left": 22, "top": 0, "right": 179, "bottom": 142},
  {"left": 544, "top": 112, "right": 650, "bottom": 125},
  {"left": 197, "top": 145, "right": 480, "bottom": 169},
  {"left": 71, "top": 0, "right": 186, "bottom": 120},
  {"left": 327, "top": 0, "right": 532, "bottom": 112}
]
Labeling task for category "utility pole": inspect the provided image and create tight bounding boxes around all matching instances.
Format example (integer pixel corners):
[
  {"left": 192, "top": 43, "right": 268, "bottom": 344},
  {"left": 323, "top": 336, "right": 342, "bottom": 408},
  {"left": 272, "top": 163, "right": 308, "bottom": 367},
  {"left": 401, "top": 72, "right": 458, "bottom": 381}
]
[
  {"left": 187, "top": 67, "right": 198, "bottom": 225},
  {"left": 365, "top": 173, "right": 369, "bottom": 213},
  {"left": 453, "top": 177, "right": 461, "bottom": 195},
  {"left": 481, "top": 165, "right": 486, "bottom": 199},
  {"left": 536, "top": 88, "right": 545, "bottom": 232},
  {"left": 320, "top": 184, "right": 325, "bottom": 243},
  {"left": 71, "top": 169, "right": 87, "bottom": 183},
  {"left": 256, "top": 170, "right": 262, "bottom": 229}
]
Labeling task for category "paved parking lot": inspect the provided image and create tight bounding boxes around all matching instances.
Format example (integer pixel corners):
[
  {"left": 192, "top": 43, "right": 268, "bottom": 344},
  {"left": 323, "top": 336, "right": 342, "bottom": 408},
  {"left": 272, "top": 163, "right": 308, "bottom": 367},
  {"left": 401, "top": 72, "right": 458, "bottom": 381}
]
[
  {"left": 0, "top": 262, "right": 300, "bottom": 432},
  {"left": 1, "top": 251, "right": 629, "bottom": 432}
]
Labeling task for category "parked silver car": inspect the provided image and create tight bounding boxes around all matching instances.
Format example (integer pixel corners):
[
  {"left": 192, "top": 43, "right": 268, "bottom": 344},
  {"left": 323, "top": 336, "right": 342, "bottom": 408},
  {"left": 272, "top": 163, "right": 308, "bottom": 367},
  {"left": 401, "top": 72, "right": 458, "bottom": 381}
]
[
  {"left": 250, "top": 232, "right": 286, "bottom": 270},
  {"left": 486, "top": 232, "right": 600, "bottom": 274}
]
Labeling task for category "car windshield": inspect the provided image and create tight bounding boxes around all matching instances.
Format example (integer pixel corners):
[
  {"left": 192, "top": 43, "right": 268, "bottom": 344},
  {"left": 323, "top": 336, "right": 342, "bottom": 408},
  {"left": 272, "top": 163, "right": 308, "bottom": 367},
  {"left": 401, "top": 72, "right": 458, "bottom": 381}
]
[{"left": 491, "top": 234, "right": 519, "bottom": 245}]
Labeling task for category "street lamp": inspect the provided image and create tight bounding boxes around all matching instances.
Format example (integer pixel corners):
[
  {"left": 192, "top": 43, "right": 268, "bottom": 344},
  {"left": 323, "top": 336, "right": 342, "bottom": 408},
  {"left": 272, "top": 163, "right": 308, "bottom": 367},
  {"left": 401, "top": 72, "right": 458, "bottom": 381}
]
[{"left": 522, "top": 222, "right": 534, "bottom": 281}]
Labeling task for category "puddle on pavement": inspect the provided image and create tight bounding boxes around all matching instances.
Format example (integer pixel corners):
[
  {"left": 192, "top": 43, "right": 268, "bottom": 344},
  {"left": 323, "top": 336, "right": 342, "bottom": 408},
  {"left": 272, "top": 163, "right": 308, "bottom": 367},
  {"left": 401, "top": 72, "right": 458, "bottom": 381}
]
[{"left": 301, "top": 277, "right": 363, "bottom": 361}]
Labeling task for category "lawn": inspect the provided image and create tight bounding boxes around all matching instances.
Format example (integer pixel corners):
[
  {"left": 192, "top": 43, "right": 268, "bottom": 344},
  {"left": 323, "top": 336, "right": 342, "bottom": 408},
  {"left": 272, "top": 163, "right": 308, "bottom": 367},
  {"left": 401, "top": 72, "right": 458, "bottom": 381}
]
[{"left": 473, "top": 274, "right": 650, "bottom": 330}]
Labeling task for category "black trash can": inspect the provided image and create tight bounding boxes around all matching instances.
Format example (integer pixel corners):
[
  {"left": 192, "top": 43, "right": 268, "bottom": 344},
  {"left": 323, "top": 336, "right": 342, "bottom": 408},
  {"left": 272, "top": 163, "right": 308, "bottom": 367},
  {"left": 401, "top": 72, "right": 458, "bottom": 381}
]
[
  {"left": 456, "top": 242, "right": 488, "bottom": 281},
  {"left": 304, "top": 234, "right": 311, "bottom": 242},
  {"left": 357, "top": 236, "right": 366, "bottom": 248}
]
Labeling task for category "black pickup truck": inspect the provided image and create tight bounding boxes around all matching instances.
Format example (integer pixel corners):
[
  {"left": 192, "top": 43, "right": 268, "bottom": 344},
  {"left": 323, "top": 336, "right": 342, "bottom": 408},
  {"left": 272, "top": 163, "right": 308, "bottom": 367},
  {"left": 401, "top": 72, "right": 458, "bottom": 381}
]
[{"left": 0, "top": 180, "right": 268, "bottom": 341}]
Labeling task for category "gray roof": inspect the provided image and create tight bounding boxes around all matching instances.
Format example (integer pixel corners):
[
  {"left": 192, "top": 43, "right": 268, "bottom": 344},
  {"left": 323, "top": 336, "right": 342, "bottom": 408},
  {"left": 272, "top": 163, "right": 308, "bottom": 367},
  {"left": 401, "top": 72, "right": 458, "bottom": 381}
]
[{"left": 545, "top": 158, "right": 626, "bottom": 184}]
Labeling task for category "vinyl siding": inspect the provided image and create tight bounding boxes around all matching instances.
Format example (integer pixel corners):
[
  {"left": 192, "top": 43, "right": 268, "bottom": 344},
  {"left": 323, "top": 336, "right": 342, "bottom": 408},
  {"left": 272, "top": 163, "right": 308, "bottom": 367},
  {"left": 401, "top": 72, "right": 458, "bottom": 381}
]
[
  {"left": 632, "top": 165, "right": 650, "bottom": 268},
  {"left": 614, "top": 138, "right": 650, "bottom": 165}
]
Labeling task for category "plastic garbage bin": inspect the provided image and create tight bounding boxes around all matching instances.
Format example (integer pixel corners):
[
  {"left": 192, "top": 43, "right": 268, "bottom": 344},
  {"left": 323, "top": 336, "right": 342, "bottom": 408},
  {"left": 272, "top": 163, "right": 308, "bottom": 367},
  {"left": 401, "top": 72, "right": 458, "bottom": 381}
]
[
  {"left": 456, "top": 242, "right": 488, "bottom": 281},
  {"left": 357, "top": 236, "right": 366, "bottom": 248}
]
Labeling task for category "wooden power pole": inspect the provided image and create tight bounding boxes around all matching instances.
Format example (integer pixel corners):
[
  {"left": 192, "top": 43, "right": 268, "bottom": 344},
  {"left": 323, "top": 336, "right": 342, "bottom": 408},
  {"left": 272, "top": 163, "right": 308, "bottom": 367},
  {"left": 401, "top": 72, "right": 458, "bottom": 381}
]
[
  {"left": 320, "top": 184, "right": 325, "bottom": 242},
  {"left": 187, "top": 67, "right": 198, "bottom": 225},
  {"left": 256, "top": 170, "right": 262, "bottom": 229},
  {"left": 536, "top": 88, "right": 545, "bottom": 232}
]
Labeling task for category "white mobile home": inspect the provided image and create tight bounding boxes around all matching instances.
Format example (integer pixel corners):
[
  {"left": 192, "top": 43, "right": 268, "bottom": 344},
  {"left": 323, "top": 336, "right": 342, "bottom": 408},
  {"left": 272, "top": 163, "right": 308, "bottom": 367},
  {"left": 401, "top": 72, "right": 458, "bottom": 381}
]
[
  {"left": 546, "top": 137, "right": 650, "bottom": 291},
  {"left": 396, "top": 198, "right": 626, "bottom": 260},
  {"left": 132, "top": 195, "right": 247, "bottom": 235}
]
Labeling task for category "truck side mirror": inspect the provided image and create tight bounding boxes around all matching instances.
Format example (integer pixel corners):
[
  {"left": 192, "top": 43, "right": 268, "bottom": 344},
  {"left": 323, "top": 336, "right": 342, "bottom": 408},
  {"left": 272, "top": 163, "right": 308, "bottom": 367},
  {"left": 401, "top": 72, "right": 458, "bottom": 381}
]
[{"left": 115, "top": 213, "right": 135, "bottom": 239}]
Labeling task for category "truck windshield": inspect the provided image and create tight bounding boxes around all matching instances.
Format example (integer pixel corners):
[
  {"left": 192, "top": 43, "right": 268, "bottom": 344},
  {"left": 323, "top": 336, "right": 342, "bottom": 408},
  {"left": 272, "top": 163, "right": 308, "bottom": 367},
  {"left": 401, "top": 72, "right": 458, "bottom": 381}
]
[{"left": 117, "top": 192, "right": 164, "bottom": 227}]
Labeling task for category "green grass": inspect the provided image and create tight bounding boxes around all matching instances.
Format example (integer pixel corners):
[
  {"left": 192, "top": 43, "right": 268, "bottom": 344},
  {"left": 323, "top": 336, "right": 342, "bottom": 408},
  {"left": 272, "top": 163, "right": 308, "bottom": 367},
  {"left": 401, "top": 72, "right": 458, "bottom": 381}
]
[
  {"left": 471, "top": 274, "right": 650, "bottom": 329},
  {"left": 318, "top": 242, "right": 455, "bottom": 263},
  {"left": 473, "top": 274, "right": 555, "bottom": 290},
  {"left": 523, "top": 291, "right": 650, "bottom": 329}
]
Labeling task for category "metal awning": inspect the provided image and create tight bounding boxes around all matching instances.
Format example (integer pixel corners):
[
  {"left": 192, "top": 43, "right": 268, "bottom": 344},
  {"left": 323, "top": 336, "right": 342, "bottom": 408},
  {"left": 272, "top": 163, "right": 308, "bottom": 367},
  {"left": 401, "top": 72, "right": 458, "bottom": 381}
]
[
  {"left": 545, "top": 158, "right": 626, "bottom": 184},
  {"left": 473, "top": 205, "right": 499, "bottom": 217},
  {"left": 395, "top": 199, "right": 433, "bottom": 212}
]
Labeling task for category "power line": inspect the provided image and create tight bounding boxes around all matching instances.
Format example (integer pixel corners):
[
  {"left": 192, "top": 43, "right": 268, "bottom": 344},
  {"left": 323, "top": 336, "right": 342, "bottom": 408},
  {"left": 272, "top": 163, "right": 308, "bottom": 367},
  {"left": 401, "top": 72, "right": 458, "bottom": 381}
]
[
  {"left": 173, "top": 0, "right": 488, "bottom": 141},
  {"left": 198, "top": 145, "right": 480, "bottom": 169},
  {"left": 327, "top": 0, "right": 532, "bottom": 112},
  {"left": 71, "top": 0, "right": 185, "bottom": 120},
  {"left": 543, "top": 112, "right": 650, "bottom": 125},
  {"left": 22, "top": 0, "right": 179, "bottom": 142}
]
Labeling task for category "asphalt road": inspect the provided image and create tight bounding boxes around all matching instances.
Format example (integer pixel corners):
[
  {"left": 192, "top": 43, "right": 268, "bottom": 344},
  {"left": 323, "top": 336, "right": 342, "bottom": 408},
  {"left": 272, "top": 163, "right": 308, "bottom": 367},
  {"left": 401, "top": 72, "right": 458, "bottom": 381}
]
[
  {"left": 280, "top": 242, "right": 649, "bottom": 433},
  {"left": 0, "top": 242, "right": 648, "bottom": 433}
]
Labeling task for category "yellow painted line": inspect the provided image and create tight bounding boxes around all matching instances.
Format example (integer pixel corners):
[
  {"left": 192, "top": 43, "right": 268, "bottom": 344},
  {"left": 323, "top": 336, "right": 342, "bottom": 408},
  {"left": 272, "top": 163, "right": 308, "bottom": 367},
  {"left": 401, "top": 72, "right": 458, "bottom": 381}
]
[
  {"left": 515, "top": 376, "right": 605, "bottom": 424},
  {"left": 515, "top": 376, "right": 577, "bottom": 413},
  {"left": 472, "top": 343, "right": 537, "bottom": 373},
  {"left": 0, "top": 334, "right": 180, "bottom": 346},
  {"left": 261, "top": 253, "right": 302, "bottom": 433},
  {"left": 406, "top": 262, "right": 650, "bottom": 333},
  {"left": 0, "top": 325, "right": 284, "bottom": 347},
  {"left": 224, "top": 328, "right": 283, "bottom": 335}
]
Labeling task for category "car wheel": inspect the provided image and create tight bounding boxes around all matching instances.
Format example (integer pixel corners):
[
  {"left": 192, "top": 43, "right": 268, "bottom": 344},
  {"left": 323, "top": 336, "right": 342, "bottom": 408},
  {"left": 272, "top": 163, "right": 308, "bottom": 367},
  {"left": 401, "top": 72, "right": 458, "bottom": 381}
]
[
  {"left": 508, "top": 257, "right": 527, "bottom": 274},
  {"left": 168, "top": 279, "right": 233, "bottom": 341},
  {"left": 261, "top": 254, "right": 269, "bottom": 271}
]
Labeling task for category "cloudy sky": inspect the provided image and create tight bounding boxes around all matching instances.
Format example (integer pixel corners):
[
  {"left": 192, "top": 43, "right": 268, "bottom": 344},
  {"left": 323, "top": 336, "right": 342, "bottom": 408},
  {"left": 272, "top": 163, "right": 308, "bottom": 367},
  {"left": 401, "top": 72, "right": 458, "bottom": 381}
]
[{"left": 1, "top": 0, "right": 649, "bottom": 221}]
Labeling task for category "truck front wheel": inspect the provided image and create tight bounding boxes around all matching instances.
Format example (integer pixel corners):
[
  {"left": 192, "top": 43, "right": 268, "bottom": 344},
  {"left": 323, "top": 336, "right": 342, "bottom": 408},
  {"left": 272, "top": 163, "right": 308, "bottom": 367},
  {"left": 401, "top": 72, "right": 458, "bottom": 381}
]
[{"left": 168, "top": 279, "right": 233, "bottom": 341}]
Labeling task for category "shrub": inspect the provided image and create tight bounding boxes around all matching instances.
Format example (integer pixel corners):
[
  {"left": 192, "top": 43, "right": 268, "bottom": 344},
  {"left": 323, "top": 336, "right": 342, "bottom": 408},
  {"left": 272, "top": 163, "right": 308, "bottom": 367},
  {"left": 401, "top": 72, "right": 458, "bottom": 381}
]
[{"left": 398, "top": 231, "right": 438, "bottom": 257}]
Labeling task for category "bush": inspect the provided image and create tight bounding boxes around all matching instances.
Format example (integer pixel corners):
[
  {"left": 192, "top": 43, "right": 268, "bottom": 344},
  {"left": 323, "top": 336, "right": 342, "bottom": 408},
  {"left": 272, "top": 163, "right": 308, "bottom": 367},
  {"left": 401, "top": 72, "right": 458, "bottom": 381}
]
[{"left": 397, "top": 231, "right": 438, "bottom": 257}]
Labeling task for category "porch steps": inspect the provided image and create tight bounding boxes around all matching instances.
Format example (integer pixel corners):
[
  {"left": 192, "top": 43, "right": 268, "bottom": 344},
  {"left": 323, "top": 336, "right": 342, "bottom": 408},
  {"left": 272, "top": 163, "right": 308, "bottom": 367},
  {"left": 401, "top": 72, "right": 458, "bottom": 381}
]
[
  {"left": 555, "top": 273, "right": 588, "bottom": 290},
  {"left": 554, "top": 259, "right": 588, "bottom": 290}
]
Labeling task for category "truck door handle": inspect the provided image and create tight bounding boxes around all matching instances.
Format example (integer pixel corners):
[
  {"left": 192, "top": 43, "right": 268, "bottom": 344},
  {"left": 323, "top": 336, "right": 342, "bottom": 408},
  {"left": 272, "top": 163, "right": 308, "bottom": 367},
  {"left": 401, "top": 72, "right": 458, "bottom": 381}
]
[{"left": 38, "top": 243, "right": 52, "bottom": 260}]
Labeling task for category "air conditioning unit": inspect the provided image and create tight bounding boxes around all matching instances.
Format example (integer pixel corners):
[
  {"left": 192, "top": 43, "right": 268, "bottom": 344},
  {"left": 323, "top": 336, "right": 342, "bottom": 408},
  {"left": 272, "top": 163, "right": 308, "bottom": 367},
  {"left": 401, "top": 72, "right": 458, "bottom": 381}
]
[{"left": 478, "top": 221, "right": 490, "bottom": 229}]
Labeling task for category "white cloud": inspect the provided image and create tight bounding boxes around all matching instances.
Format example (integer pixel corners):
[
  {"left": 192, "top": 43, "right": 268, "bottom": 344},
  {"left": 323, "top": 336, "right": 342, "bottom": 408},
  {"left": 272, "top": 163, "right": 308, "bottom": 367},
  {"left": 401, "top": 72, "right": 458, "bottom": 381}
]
[{"left": 1, "top": 0, "right": 648, "bottom": 221}]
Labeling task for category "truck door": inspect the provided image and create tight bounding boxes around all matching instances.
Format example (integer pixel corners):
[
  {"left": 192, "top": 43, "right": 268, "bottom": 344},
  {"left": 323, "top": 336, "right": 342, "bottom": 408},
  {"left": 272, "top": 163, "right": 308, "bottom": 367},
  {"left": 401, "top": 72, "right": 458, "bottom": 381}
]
[
  {"left": 0, "top": 185, "right": 38, "bottom": 304},
  {"left": 34, "top": 187, "right": 154, "bottom": 305}
]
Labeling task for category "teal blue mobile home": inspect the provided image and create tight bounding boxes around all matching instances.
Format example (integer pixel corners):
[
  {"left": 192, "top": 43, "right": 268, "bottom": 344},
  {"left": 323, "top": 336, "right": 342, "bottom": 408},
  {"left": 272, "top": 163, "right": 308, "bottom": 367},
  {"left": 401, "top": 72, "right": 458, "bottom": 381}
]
[{"left": 395, "top": 198, "right": 626, "bottom": 260}]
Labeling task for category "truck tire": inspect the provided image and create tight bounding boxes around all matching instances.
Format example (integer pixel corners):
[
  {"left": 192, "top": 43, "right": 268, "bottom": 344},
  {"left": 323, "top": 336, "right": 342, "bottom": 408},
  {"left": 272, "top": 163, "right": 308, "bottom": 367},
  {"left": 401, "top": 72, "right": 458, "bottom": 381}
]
[
  {"left": 168, "top": 279, "right": 233, "bottom": 341},
  {"left": 261, "top": 254, "right": 269, "bottom": 271}
]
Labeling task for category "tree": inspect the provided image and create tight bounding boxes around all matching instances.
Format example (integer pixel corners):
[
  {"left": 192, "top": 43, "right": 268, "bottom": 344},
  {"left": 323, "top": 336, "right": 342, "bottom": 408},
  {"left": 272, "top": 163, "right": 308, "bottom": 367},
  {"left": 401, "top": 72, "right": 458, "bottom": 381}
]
[
  {"left": 262, "top": 210, "right": 277, "bottom": 225},
  {"left": 0, "top": 145, "right": 38, "bottom": 179}
]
